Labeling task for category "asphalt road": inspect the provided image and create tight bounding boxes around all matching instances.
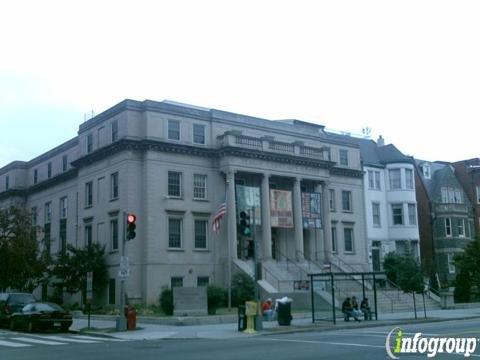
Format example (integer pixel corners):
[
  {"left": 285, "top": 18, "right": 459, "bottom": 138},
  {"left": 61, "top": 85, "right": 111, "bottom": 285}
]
[{"left": 1, "top": 318, "right": 479, "bottom": 360}]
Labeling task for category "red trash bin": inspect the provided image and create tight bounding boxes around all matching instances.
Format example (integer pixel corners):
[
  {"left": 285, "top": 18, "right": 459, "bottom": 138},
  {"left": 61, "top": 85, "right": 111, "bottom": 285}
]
[{"left": 124, "top": 305, "right": 136, "bottom": 330}]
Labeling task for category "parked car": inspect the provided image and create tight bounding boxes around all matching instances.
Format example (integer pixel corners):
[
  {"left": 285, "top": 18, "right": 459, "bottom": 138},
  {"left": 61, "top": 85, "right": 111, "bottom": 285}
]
[
  {"left": 9, "top": 302, "right": 73, "bottom": 332},
  {"left": 0, "top": 292, "right": 36, "bottom": 327}
]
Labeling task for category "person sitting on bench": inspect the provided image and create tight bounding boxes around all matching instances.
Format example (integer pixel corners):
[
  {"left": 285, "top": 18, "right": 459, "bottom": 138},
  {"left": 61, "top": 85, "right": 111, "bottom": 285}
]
[
  {"left": 342, "top": 297, "right": 360, "bottom": 322},
  {"left": 360, "top": 297, "right": 372, "bottom": 320}
]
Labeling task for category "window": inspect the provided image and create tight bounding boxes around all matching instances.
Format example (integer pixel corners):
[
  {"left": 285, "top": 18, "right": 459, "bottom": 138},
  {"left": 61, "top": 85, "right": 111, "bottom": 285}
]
[
  {"left": 111, "top": 172, "right": 119, "bottom": 200},
  {"left": 87, "top": 133, "right": 93, "bottom": 153},
  {"left": 168, "top": 119, "right": 180, "bottom": 140},
  {"left": 47, "top": 162, "right": 52, "bottom": 178},
  {"left": 447, "top": 254, "right": 456, "bottom": 274},
  {"left": 62, "top": 155, "right": 68, "bottom": 172},
  {"left": 442, "top": 187, "right": 464, "bottom": 204},
  {"left": 108, "top": 279, "right": 116, "bottom": 305},
  {"left": 368, "top": 170, "right": 381, "bottom": 190},
  {"left": 60, "top": 196, "right": 68, "bottom": 218},
  {"left": 405, "top": 169, "right": 414, "bottom": 189},
  {"left": 445, "top": 218, "right": 452, "bottom": 237},
  {"left": 344, "top": 228, "right": 354, "bottom": 253},
  {"left": 31, "top": 207, "right": 37, "bottom": 227},
  {"left": 59, "top": 219, "right": 67, "bottom": 254},
  {"left": 111, "top": 120, "right": 118, "bottom": 142},
  {"left": 85, "top": 181, "right": 93, "bottom": 207},
  {"left": 193, "top": 124, "right": 206, "bottom": 144},
  {"left": 329, "top": 189, "right": 336, "bottom": 211},
  {"left": 85, "top": 224, "right": 93, "bottom": 247},
  {"left": 392, "top": 204, "right": 403, "bottom": 225},
  {"left": 372, "top": 202, "right": 381, "bottom": 227},
  {"left": 5, "top": 175, "right": 9, "bottom": 190},
  {"left": 34, "top": 169, "right": 38, "bottom": 184},
  {"left": 45, "top": 202, "right": 52, "bottom": 223},
  {"left": 454, "top": 190, "right": 462, "bottom": 204},
  {"left": 458, "top": 218, "right": 465, "bottom": 237},
  {"left": 476, "top": 186, "right": 480, "bottom": 204},
  {"left": 339, "top": 149, "right": 348, "bottom": 166},
  {"left": 168, "top": 171, "right": 182, "bottom": 197},
  {"left": 441, "top": 187, "right": 449, "bottom": 203},
  {"left": 341, "top": 190, "right": 352, "bottom": 212},
  {"left": 197, "top": 277, "right": 210, "bottom": 287},
  {"left": 193, "top": 174, "right": 207, "bottom": 200},
  {"left": 194, "top": 220, "right": 208, "bottom": 249},
  {"left": 422, "top": 164, "right": 431, "bottom": 179},
  {"left": 168, "top": 218, "right": 182, "bottom": 248},
  {"left": 111, "top": 219, "right": 119, "bottom": 251},
  {"left": 331, "top": 226, "right": 337, "bottom": 253},
  {"left": 171, "top": 277, "right": 183, "bottom": 288},
  {"left": 389, "top": 169, "right": 401, "bottom": 190},
  {"left": 408, "top": 203, "right": 417, "bottom": 225},
  {"left": 44, "top": 223, "right": 51, "bottom": 254}
]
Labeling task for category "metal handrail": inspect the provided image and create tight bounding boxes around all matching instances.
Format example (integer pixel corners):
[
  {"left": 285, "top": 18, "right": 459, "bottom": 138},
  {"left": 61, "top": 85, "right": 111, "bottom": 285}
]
[
  {"left": 276, "top": 249, "right": 309, "bottom": 280},
  {"left": 262, "top": 266, "right": 280, "bottom": 291}
]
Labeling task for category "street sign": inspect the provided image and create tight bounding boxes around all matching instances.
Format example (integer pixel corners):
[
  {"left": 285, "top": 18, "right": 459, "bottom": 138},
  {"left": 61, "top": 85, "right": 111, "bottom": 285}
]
[
  {"left": 118, "top": 256, "right": 130, "bottom": 279},
  {"left": 86, "top": 271, "right": 93, "bottom": 302}
]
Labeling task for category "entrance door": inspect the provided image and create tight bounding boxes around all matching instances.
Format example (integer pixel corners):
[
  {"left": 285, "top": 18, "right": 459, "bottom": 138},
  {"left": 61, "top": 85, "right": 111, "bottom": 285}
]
[{"left": 372, "top": 241, "right": 381, "bottom": 271}]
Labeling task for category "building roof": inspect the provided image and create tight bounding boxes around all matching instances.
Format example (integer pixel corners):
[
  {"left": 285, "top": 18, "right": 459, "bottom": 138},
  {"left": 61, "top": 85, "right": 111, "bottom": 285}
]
[
  {"left": 415, "top": 160, "right": 453, "bottom": 199},
  {"left": 353, "top": 138, "right": 412, "bottom": 167}
]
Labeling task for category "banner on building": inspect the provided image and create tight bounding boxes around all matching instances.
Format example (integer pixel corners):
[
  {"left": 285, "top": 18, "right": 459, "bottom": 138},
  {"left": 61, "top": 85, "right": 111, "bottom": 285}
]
[
  {"left": 302, "top": 192, "right": 322, "bottom": 229},
  {"left": 270, "top": 189, "right": 293, "bottom": 228},
  {"left": 236, "top": 185, "right": 261, "bottom": 225}
]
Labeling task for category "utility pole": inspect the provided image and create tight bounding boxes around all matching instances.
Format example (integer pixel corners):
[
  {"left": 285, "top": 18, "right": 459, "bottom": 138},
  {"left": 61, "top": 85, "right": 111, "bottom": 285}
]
[{"left": 251, "top": 206, "right": 262, "bottom": 331}]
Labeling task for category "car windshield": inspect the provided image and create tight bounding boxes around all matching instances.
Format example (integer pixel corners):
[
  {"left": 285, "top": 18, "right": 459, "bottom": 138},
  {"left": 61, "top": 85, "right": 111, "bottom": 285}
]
[
  {"left": 34, "top": 303, "right": 64, "bottom": 312},
  {"left": 8, "top": 294, "right": 36, "bottom": 305}
]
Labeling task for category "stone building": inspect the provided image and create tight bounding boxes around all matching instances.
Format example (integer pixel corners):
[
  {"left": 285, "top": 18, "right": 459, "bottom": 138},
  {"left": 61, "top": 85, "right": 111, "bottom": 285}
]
[
  {"left": 414, "top": 160, "right": 475, "bottom": 285},
  {"left": 0, "top": 99, "right": 369, "bottom": 305}
]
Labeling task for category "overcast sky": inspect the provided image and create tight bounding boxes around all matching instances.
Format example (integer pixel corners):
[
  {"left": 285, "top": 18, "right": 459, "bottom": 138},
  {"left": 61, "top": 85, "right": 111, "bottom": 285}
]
[{"left": 1, "top": 0, "right": 479, "bottom": 168}]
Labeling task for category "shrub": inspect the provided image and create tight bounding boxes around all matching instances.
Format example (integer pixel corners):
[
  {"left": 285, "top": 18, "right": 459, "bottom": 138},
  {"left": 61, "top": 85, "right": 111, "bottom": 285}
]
[
  {"left": 231, "top": 272, "right": 254, "bottom": 306},
  {"left": 159, "top": 287, "right": 173, "bottom": 315},
  {"left": 207, "top": 285, "right": 227, "bottom": 315}
]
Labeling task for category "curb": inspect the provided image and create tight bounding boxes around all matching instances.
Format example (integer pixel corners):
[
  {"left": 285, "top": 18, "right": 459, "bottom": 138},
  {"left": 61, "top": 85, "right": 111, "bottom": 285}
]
[{"left": 258, "top": 315, "right": 480, "bottom": 337}]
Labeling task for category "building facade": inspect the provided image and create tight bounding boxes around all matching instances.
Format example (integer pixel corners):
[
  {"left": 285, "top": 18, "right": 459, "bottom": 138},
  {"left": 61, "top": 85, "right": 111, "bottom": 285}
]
[
  {"left": 415, "top": 160, "right": 475, "bottom": 286},
  {"left": 0, "top": 99, "right": 369, "bottom": 305},
  {"left": 357, "top": 137, "right": 420, "bottom": 271}
]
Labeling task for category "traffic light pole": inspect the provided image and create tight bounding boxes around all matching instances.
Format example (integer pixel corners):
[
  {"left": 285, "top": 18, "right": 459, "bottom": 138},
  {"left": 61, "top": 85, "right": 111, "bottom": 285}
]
[
  {"left": 116, "top": 212, "right": 127, "bottom": 331},
  {"left": 251, "top": 207, "right": 262, "bottom": 331}
]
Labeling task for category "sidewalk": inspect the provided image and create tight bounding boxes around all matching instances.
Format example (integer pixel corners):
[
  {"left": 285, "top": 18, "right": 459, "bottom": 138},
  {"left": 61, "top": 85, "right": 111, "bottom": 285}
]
[{"left": 71, "top": 307, "right": 480, "bottom": 341}]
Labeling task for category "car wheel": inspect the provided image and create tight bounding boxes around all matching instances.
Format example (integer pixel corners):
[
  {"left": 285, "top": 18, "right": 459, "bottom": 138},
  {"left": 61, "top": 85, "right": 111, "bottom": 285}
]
[
  {"left": 27, "top": 320, "right": 34, "bottom": 333},
  {"left": 60, "top": 325, "right": 70, "bottom": 333},
  {"left": 9, "top": 320, "right": 15, "bottom": 331}
]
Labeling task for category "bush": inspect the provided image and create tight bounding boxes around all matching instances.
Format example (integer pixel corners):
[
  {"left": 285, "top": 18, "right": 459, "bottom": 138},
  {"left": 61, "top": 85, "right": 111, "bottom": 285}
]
[
  {"left": 160, "top": 287, "right": 173, "bottom": 315},
  {"left": 207, "top": 285, "right": 227, "bottom": 315},
  {"left": 231, "top": 272, "right": 254, "bottom": 307}
]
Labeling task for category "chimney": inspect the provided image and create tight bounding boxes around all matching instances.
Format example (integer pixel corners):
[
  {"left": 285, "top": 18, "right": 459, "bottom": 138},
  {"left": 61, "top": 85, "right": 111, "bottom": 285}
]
[{"left": 377, "top": 135, "right": 385, "bottom": 147}]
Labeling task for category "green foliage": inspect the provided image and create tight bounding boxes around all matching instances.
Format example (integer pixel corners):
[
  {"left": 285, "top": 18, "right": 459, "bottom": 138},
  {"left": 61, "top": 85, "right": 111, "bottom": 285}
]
[
  {"left": 231, "top": 272, "right": 254, "bottom": 306},
  {"left": 50, "top": 243, "right": 108, "bottom": 304},
  {"left": 159, "top": 287, "right": 173, "bottom": 315},
  {"left": 382, "top": 252, "right": 424, "bottom": 293},
  {"left": 454, "top": 237, "right": 480, "bottom": 302},
  {"left": 0, "top": 206, "right": 47, "bottom": 291},
  {"left": 207, "top": 285, "right": 227, "bottom": 315}
]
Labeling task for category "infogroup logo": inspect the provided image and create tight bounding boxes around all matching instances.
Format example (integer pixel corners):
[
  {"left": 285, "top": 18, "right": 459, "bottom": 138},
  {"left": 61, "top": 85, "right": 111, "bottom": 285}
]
[{"left": 385, "top": 327, "right": 478, "bottom": 358}]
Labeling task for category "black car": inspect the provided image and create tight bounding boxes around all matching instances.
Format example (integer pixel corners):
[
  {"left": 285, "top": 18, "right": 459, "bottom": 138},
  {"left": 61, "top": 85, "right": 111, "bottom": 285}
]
[
  {"left": 0, "top": 292, "right": 36, "bottom": 327},
  {"left": 10, "top": 302, "right": 73, "bottom": 332}
]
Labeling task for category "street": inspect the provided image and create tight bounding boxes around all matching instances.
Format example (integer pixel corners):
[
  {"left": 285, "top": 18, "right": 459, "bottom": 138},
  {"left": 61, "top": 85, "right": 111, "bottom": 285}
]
[{"left": 1, "top": 318, "right": 479, "bottom": 360}]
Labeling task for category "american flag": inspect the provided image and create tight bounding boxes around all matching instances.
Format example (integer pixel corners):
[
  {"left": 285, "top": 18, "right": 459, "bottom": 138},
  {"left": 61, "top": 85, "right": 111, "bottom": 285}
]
[{"left": 212, "top": 199, "right": 227, "bottom": 234}]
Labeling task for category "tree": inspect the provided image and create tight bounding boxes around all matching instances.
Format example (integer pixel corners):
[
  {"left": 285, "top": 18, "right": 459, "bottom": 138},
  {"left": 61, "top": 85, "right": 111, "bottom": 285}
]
[
  {"left": 231, "top": 272, "right": 254, "bottom": 306},
  {"left": 454, "top": 237, "right": 480, "bottom": 302},
  {"left": 50, "top": 243, "right": 108, "bottom": 304},
  {"left": 383, "top": 252, "right": 424, "bottom": 293},
  {"left": 0, "top": 205, "right": 47, "bottom": 291}
]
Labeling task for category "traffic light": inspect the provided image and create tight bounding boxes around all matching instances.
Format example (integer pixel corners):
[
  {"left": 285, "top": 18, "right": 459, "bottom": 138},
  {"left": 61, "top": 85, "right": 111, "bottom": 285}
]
[
  {"left": 126, "top": 213, "right": 137, "bottom": 241},
  {"left": 239, "top": 211, "right": 251, "bottom": 237}
]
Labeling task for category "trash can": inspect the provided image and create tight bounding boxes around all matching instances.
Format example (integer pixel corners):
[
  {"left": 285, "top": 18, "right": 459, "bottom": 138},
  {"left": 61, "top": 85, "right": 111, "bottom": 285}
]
[
  {"left": 277, "top": 301, "right": 292, "bottom": 326},
  {"left": 238, "top": 305, "right": 247, "bottom": 331},
  {"left": 124, "top": 305, "right": 137, "bottom": 331}
]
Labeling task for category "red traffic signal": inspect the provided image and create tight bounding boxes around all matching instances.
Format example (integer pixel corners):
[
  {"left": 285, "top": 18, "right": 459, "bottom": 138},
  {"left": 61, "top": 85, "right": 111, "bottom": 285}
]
[
  {"left": 127, "top": 213, "right": 137, "bottom": 224},
  {"left": 126, "top": 213, "right": 137, "bottom": 240}
]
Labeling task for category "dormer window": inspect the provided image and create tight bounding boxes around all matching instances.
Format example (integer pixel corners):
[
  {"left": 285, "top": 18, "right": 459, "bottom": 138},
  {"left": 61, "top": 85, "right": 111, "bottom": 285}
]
[{"left": 422, "top": 164, "right": 431, "bottom": 179}]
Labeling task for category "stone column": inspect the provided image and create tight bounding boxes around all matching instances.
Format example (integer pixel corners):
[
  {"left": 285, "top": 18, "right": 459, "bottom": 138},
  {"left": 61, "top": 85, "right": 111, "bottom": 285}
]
[
  {"left": 322, "top": 182, "right": 332, "bottom": 263},
  {"left": 227, "top": 171, "right": 237, "bottom": 259},
  {"left": 293, "top": 177, "right": 304, "bottom": 259},
  {"left": 261, "top": 173, "right": 272, "bottom": 259}
]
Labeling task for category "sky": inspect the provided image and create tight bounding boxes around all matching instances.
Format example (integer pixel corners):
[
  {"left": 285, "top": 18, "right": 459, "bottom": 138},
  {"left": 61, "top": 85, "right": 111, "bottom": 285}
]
[{"left": 1, "top": 0, "right": 480, "bottom": 168}]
